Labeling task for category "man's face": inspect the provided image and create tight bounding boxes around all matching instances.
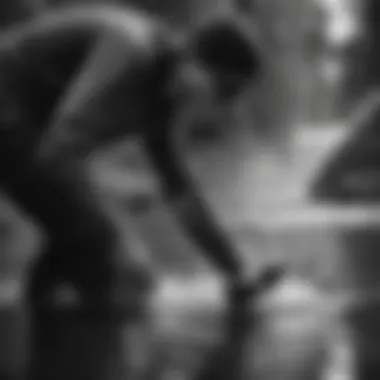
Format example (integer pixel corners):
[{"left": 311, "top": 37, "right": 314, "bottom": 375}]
[{"left": 171, "top": 59, "right": 245, "bottom": 148}]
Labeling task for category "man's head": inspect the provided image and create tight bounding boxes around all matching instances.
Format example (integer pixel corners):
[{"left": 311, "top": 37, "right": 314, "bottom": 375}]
[
  {"left": 190, "top": 16, "right": 261, "bottom": 100},
  {"left": 166, "top": 15, "right": 262, "bottom": 145}
]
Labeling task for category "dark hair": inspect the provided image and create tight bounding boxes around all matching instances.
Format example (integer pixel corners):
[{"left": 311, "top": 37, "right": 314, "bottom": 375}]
[{"left": 190, "top": 16, "right": 261, "bottom": 99}]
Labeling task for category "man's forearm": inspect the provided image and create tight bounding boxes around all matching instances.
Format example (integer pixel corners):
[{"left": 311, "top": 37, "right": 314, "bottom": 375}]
[
  {"left": 143, "top": 131, "right": 243, "bottom": 280},
  {"left": 172, "top": 192, "right": 242, "bottom": 279}
]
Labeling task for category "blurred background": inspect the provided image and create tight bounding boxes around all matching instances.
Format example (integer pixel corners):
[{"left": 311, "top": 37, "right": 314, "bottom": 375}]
[{"left": 0, "top": 0, "right": 379, "bottom": 379}]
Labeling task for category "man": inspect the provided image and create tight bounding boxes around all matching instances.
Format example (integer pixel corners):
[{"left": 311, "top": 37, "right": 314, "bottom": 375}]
[
  {"left": 0, "top": 4, "right": 280, "bottom": 379},
  {"left": 0, "top": 3, "right": 262, "bottom": 305}
]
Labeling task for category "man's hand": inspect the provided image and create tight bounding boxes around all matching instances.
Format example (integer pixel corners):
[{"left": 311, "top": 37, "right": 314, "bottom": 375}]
[
  {"left": 194, "top": 264, "right": 286, "bottom": 380},
  {"left": 230, "top": 264, "right": 285, "bottom": 302},
  {"left": 227, "top": 264, "right": 286, "bottom": 326}
]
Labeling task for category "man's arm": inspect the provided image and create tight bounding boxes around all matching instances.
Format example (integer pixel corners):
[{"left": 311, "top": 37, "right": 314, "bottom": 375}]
[
  {"left": 143, "top": 128, "right": 244, "bottom": 281},
  {"left": 142, "top": 15, "right": 261, "bottom": 280},
  {"left": 17, "top": 5, "right": 159, "bottom": 163},
  {"left": 36, "top": 31, "right": 138, "bottom": 162}
]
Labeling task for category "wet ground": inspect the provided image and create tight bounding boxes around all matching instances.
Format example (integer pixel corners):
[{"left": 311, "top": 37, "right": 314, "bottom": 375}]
[
  {"left": 0, "top": 125, "right": 355, "bottom": 379},
  {"left": 0, "top": 274, "right": 352, "bottom": 380}
]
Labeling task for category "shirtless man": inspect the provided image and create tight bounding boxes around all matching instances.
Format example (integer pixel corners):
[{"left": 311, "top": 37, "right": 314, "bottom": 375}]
[{"left": 0, "top": 5, "right": 282, "bottom": 379}]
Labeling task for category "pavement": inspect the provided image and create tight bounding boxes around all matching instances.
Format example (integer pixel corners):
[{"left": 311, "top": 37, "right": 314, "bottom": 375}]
[{"left": 0, "top": 272, "right": 353, "bottom": 379}]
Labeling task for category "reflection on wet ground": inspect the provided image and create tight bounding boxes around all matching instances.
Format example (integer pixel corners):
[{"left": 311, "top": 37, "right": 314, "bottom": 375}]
[{"left": 0, "top": 273, "right": 352, "bottom": 379}]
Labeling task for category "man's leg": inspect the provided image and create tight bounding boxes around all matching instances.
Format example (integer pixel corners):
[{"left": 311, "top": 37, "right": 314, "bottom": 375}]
[{"left": 1, "top": 126, "right": 154, "bottom": 380}]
